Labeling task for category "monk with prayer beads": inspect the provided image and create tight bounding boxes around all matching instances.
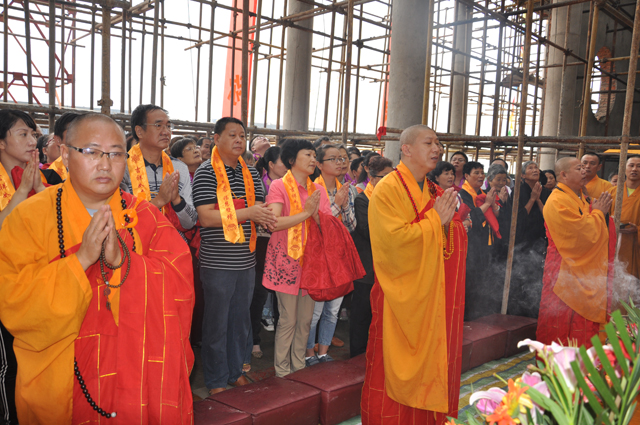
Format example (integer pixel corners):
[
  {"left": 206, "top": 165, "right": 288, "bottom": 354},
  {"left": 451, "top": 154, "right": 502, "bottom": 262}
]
[
  {"left": 361, "top": 124, "right": 467, "bottom": 425},
  {"left": 0, "top": 113, "right": 195, "bottom": 424},
  {"left": 537, "top": 156, "right": 614, "bottom": 347}
]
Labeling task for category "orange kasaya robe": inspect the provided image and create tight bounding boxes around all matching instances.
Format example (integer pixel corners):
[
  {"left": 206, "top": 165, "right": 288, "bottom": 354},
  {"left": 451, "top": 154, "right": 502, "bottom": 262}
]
[
  {"left": 537, "top": 182, "right": 614, "bottom": 347},
  {"left": 361, "top": 161, "right": 467, "bottom": 425},
  {"left": 0, "top": 180, "right": 195, "bottom": 425},
  {"left": 585, "top": 175, "right": 613, "bottom": 200},
  {"left": 609, "top": 183, "right": 640, "bottom": 280}
]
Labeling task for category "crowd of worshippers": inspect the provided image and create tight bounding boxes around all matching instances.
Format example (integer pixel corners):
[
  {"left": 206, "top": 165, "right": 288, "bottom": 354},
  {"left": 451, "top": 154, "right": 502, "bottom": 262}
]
[{"left": 0, "top": 104, "right": 638, "bottom": 424}]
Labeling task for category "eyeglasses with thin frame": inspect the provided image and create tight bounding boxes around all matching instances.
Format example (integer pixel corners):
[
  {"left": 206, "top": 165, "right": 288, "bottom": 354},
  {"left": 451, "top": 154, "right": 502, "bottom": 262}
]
[
  {"left": 144, "top": 122, "right": 175, "bottom": 131},
  {"left": 322, "top": 157, "right": 348, "bottom": 164},
  {"left": 67, "top": 145, "right": 130, "bottom": 163},
  {"left": 183, "top": 146, "right": 200, "bottom": 153}
]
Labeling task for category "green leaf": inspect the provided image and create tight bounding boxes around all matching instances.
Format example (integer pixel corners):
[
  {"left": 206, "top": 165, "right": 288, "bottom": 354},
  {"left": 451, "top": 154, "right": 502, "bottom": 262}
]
[
  {"left": 528, "top": 387, "right": 572, "bottom": 425},
  {"left": 571, "top": 360, "right": 606, "bottom": 419},
  {"left": 604, "top": 325, "right": 631, "bottom": 378},
  {"left": 612, "top": 311, "right": 635, "bottom": 360},
  {"left": 579, "top": 346, "right": 619, "bottom": 415},
  {"left": 464, "top": 409, "right": 484, "bottom": 425},
  {"left": 592, "top": 337, "right": 624, "bottom": 396}
]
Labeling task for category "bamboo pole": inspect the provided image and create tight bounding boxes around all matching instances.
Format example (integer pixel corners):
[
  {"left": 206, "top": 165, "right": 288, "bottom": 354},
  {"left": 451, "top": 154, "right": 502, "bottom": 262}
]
[
  {"left": 241, "top": 0, "right": 249, "bottom": 124},
  {"left": 613, "top": 0, "right": 640, "bottom": 232},
  {"left": 150, "top": 0, "right": 159, "bottom": 104},
  {"left": 194, "top": 1, "right": 203, "bottom": 120},
  {"left": 25, "top": 0, "right": 34, "bottom": 105},
  {"left": 49, "top": 0, "right": 55, "bottom": 129},
  {"left": 322, "top": 0, "right": 337, "bottom": 132},
  {"left": 578, "top": 2, "right": 599, "bottom": 159},
  {"left": 341, "top": 0, "right": 354, "bottom": 144},
  {"left": 120, "top": 7, "right": 126, "bottom": 113},
  {"left": 422, "top": 0, "right": 435, "bottom": 125},
  {"left": 100, "top": 1, "right": 111, "bottom": 115},
  {"left": 275, "top": 0, "right": 287, "bottom": 129},
  {"left": 249, "top": 0, "right": 262, "bottom": 130},
  {"left": 352, "top": 4, "right": 363, "bottom": 133},
  {"left": 556, "top": 5, "right": 571, "bottom": 139},
  {"left": 160, "top": 0, "right": 165, "bottom": 107},
  {"left": 138, "top": 10, "right": 145, "bottom": 105},
  {"left": 206, "top": 0, "right": 216, "bottom": 122},
  {"left": 501, "top": 0, "right": 534, "bottom": 315}
]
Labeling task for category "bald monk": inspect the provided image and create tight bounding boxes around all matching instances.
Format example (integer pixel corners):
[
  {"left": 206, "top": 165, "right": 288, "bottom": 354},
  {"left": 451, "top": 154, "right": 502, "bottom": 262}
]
[
  {"left": 0, "top": 113, "right": 195, "bottom": 424},
  {"left": 537, "top": 157, "right": 614, "bottom": 347},
  {"left": 608, "top": 156, "right": 640, "bottom": 280},
  {"left": 361, "top": 125, "right": 467, "bottom": 425},
  {"left": 583, "top": 152, "right": 612, "bottom": 199}
]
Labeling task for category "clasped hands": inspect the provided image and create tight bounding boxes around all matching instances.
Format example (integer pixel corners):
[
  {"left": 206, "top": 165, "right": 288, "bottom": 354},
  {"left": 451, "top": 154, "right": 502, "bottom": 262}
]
[
  {"left": 16, "top": 151, "right": 46, "bottom": 196},
  {"left": 77, "top": 206, "right": 122, "bottom": 271}
]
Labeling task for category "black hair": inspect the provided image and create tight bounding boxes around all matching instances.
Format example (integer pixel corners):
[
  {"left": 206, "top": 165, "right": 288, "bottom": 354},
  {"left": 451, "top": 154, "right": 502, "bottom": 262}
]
[
  {"left": 463, "top": 161, "right": 484, "bottom": 176},
  {"left": 451, "top": 151, "right": 469, "bottom": 162},
  {"left": 492, "top": 157, "right": 507, "bottom": 165},
  {"left": 359, "top": 152, "right": 381, "bottom": 183},
  {"left": 131, "top": 104, "right": 167, "bottom": 141},
  {"left": 214, "top": 117, "right": 246, "bottom": 135},
  {"left": 313, "top": 136, "right": 331, "bottom": 149},
  {"left": 582, "top": 151, "right": 603, "bottom": 164},
  {"left": 54, "top": 112, "right": 81, "bottom": 140},
  {"left": 249, "top": 135, "right": 269, "bottom": 150},
  {"left": 316, "top": 144, "right": 342, "bottom": 163},
  {"left": 170, "top": 137, "right": 196, "bottom": 158},
  {"left": 0, "top": 109, "right": 37, "bottom": 140},
  {"left": 347, "top": 146, "right": 361, "bottom": 158},
  {"left": 368, "top": 156, "right": 393, "bottom": 177},
  {"left": 36, "top": 135, "right": 49, "bottom": 164},
  {"left": 255, "top": 146, "right": 282, "bottom": 176},
  {"left": 350, "top": 156, "right": 364, "bottom": 172},
  {"left": 197, "top": 136, "right": 212, "bottom": 146},
  {"left": 427, "top": 161, "right": 455, "bottom": 183},
  {"left": 543, "top": 169, "right": 556, "bottom": 179},
  {"left": 280, "top": 138, "right": 315, "bottom": 170}
]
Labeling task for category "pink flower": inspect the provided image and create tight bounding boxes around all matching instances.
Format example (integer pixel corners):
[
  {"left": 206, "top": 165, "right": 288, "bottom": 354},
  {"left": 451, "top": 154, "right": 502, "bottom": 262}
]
[
  {"left": 517, "top": 339, "right": 581, "bottom": 392},
  {"left": 520, "top": 372, "right": 550, "bottom": 398},
  {"left": 469, "top": 387, "right": 506, "bottom": 414}
]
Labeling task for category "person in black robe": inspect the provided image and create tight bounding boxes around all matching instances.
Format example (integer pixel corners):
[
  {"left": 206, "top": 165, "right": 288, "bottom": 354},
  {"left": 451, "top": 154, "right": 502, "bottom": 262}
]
[{"left": 506, "top": 160, "right": 551, "bottom": 318}]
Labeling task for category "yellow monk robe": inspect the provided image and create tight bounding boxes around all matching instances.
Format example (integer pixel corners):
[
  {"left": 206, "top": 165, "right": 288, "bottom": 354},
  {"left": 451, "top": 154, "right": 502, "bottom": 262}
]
[
  {"left": 537, "top": 182, "right": 611, "bottom": 346},
  {"left": 0, "top": 180, "right": 195, "bottom": 424},
  {"left": 585, "top": 175, "right": 613, "bottom": 199},
  {"left": 609, "top": 183, "right": 640, "bottom": 279},
  {"left": 48, "top": 156, "right": 69, "bottom": 181},
  {"left": 360, "top": 161, "right": 467, "bottom": 425}
]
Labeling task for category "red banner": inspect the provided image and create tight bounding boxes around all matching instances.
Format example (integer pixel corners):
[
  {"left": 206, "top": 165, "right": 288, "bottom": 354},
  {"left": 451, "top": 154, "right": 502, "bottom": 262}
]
[{"left": 222, "top": 0, "right": 258, "bottom": 119}]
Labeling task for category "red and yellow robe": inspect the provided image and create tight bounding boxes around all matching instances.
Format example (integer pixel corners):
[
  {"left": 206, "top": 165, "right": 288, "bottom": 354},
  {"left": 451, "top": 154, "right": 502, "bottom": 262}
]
[
  {"left": 609, "top": 183, "right": 640, "bottom": 280},
  {"left": 361, "top": 161, "right": 467, "bottom": 425},
  {"left": 585, "top": 175, "right": 613, "bottom": 200},
  {"left": 537, "top": 182, "right": 614, "bottom": 347},
  {"left": 0, "top": 180, "right": 195, "bottom": 424}
]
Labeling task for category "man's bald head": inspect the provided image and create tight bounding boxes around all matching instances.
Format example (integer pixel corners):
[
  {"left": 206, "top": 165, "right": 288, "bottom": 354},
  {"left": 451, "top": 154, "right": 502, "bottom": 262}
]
[
  {"left": 66, "top": 113, "right": 126, "bottom": 148},
  {"left": 555, "top": 157, "right": 578, "bottom": 176},
  {"left": 400, "top": 125, "right": 436, "bottom": 147}
]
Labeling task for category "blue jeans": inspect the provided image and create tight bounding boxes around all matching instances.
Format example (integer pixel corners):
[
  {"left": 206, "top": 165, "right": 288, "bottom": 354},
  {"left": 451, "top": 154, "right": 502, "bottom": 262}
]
[
  {"left": 307, "top": 296, "right": 343, "bottom": 348},
  {"left": 201, "top": 267, "right": 255, "bottom": 389}
]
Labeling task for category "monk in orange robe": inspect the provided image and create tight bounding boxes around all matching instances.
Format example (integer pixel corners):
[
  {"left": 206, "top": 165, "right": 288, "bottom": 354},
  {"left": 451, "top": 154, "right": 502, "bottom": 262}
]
[
  {"left": 537, "top": 157, "right": 614, "bottom": 347},
  {"left": 583, "top": 152, "right": 613, "bottom": 199},
  {"left": 361, "top": 125, "right": 467, "bottom": 425},
  {"left": 0, "top": 113, "right": 194, "bottom": 424}
]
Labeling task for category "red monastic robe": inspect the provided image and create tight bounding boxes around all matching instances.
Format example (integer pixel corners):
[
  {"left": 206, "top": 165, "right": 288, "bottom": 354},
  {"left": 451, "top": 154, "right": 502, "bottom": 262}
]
[
  {"left": 0, "top": 181, "right": 195, "bottom": 424},
  {"left": 537, "top": 183, "right": 614, "bottom": 347},
  {"left": 361, "top": 163, "right": 467, "bottom": 425}
]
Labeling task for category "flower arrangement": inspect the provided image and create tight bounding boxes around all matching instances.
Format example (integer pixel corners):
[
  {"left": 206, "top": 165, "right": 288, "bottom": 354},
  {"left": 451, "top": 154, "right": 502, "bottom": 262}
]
[{"left": 447, "top": 302, "right": 640, "bottom": 425}]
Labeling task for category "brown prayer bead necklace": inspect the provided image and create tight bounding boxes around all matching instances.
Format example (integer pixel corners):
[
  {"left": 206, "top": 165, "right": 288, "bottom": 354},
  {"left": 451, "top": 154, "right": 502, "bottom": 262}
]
[
  {"left": 394, "top": 169, "right": 455, "bottom": 259},
  {"left": 56, "top": 187, "right": 137, "bottom": 419}
]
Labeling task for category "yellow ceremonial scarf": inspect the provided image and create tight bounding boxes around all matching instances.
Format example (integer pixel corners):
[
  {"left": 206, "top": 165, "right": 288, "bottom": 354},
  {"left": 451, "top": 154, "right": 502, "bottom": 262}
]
[
  {"left": 49, "top": 156, "right": 68, "bottom": 181},
  {"left": 283, "top": 170, "right": 316, "bottom": 261},
  {"left": 127, "top": 144, "right": 175, "bottom": 216},
  {"left": 211, "top": 146, "right": 257, "bottom": 252},
  {"left": 0, "top": 161, "right": 48, "bottom": 211},
  {"left": 363, "top": 181, "right": 374, "bottom": 199},
  {"left": 0, "top": 162, "right": 15, "bottom": 211},
  {"left": 315, "top": 174, "right": 342, "bottom": 219}
]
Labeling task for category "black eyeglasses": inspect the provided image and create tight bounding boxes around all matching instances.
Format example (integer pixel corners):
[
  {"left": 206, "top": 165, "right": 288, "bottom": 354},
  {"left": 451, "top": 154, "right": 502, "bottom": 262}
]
[{"left": 68, "top": 146, "right": 129, "bottom": 163}]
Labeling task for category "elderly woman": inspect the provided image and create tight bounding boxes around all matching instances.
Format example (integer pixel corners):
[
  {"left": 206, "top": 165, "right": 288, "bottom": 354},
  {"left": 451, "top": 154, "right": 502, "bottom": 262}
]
[
  {"left": 507, "top": 161, "right": 551, "bottom": 318},
  {"left": 170, "top": 137, "right": 202, "bottom": 180},
  {"left": 486, "top": 164, "right": 513, "bottom": 288},
  {"left": 460, "top": 161, "right": 501, "bottom": 320},
  {"left": 349, "top": 155, "right": 393, "bottom": 358}
]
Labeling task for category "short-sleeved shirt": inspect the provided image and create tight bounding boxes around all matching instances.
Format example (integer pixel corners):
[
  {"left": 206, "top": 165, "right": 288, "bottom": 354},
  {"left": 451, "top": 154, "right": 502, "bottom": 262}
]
[
  {"left": 192, "top": 160, "right": 265, "bottom": 270},
  {"left": 262, "top": 178, "right": 331, "bottom": 295}
]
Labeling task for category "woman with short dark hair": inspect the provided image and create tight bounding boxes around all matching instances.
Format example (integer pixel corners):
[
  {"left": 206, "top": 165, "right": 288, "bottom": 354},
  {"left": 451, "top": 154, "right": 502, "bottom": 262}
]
[
  {"left": 262, "top": 138, "right": 332, "bottom": 377},
  {"left": 170, "top": 137, "right": 202, "bottom": 180}
]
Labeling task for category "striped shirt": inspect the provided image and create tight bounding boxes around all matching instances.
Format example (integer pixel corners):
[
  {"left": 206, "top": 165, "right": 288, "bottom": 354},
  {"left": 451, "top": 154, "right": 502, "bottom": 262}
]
[{"left": 192, "top": 160, "right": 265, "bottom": 270}]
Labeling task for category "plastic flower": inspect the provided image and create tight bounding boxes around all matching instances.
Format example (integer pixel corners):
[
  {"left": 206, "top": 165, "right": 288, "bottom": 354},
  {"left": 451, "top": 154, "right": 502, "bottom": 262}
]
[{"left": 469, "top": 387, "right": 506, "bottom": 414}]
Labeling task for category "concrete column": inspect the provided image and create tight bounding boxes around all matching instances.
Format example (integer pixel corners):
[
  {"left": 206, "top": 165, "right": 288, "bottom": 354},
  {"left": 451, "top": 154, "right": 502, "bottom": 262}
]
[
  {"left": 449, "top": 2, "right": 472, "bottom": 135},
  {"left": 539, "top": 0, "right": 583, "bottom": 170},
  {"left": 384, "top": 0, "right": 429, "bottom": 164},
  {"left": 283, "top": 1, "right": 314, "bottom": 131}
]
